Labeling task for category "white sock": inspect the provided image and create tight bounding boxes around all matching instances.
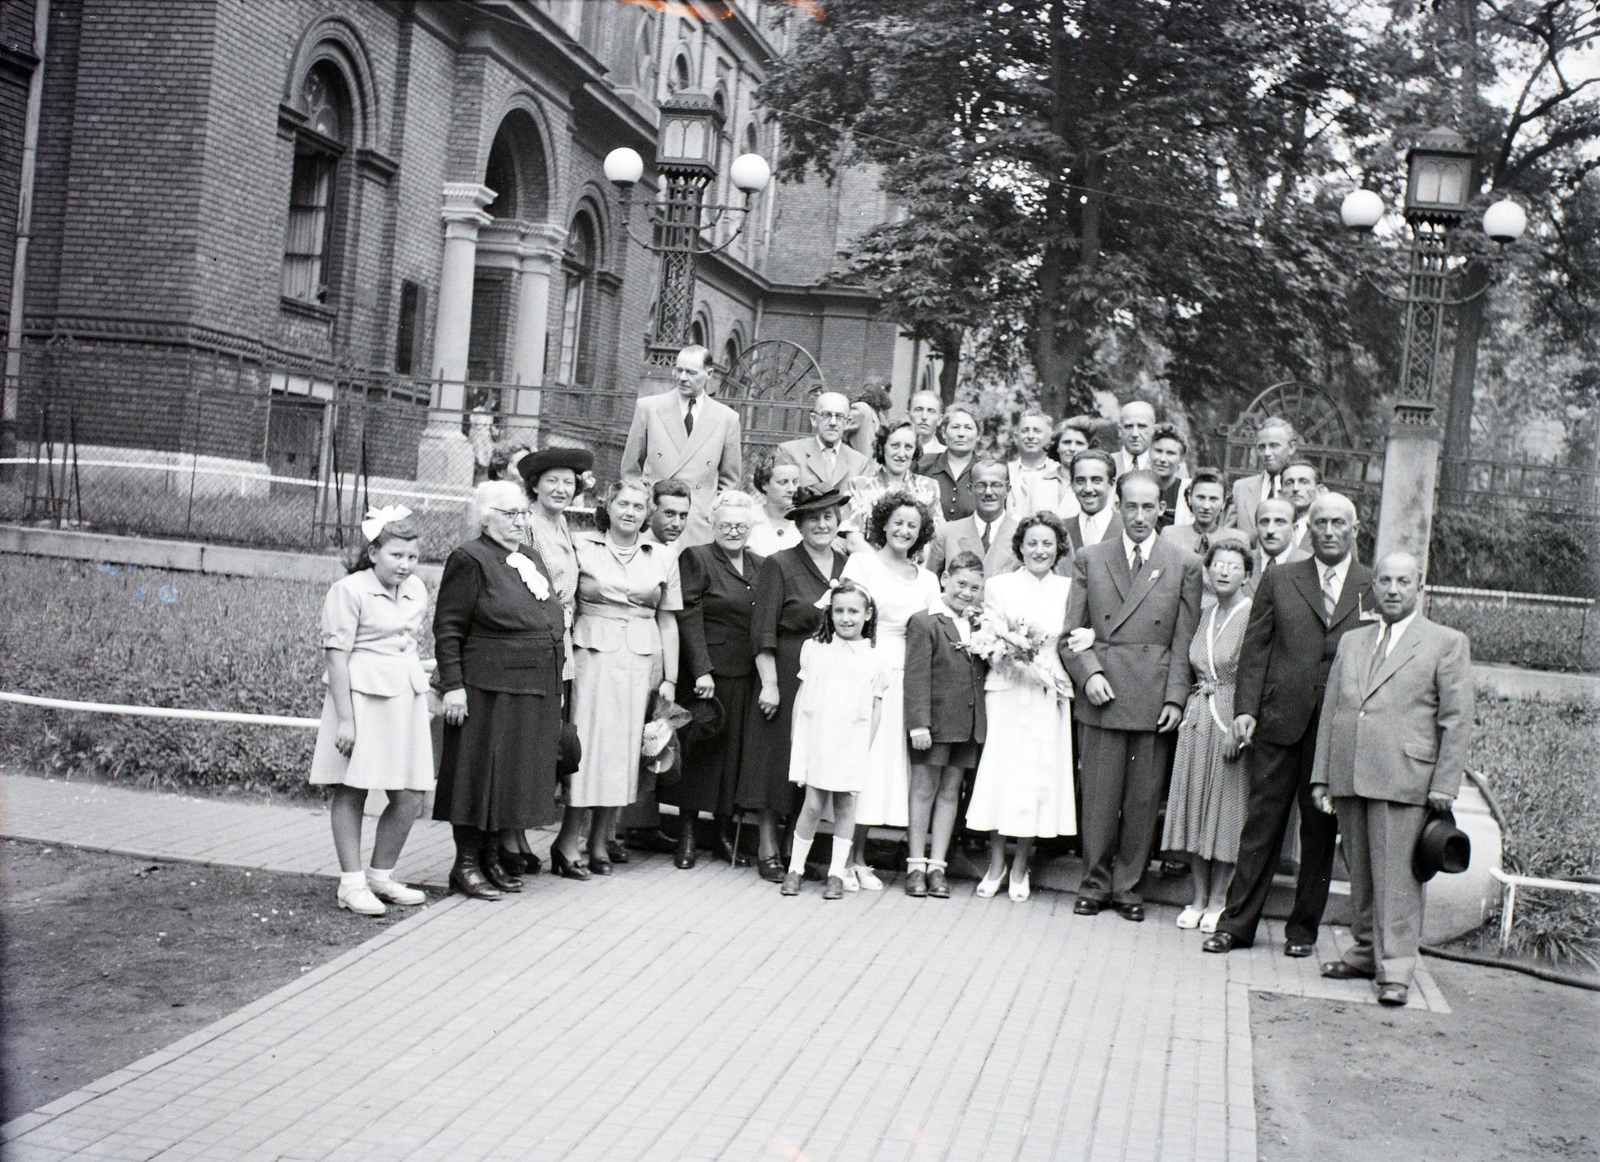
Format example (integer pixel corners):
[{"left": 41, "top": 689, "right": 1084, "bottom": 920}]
[
  {"left": 339, "top": 870, "right": 366, "bottom": 893},
  {"left": 365, "top": 866, "right": 395, "bottom": 885},
  {"left": 789, "top": 835, "right": 814, "bottom": 875},
  {"left": 828, "top": 837, "right": 850, "bottom": 879}
]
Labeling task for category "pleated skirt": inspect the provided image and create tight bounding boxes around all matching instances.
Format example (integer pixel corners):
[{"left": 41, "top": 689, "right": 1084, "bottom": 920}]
[{"left": 432, "top": 686, "right": 561, "bottom": 830}]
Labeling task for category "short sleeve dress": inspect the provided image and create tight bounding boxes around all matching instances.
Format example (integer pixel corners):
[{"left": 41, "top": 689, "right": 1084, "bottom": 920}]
[
  {"left": 788, "top": 638, "right": 891, "bottom": 792},
  {"left": 568, "top": 531, "right": 683, "bottom": 808}
]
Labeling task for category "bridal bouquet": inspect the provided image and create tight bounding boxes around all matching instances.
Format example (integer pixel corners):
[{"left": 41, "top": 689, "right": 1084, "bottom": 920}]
[{"left": 963, "top": 613, "right": 1073, "bottom": 702}]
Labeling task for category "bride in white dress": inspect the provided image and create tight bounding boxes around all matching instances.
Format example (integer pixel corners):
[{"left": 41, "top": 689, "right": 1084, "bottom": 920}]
[
  {"left": 840, "top": 490, "right": 941, "bottom": 889},
  {"left": 966, "top": 512, "right": 1085, "bottom": 901}
]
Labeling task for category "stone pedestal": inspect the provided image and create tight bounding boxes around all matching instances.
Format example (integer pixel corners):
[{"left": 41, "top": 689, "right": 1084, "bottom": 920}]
[{"left": 1374, "top": 400, "right": 1443, "bottom": 575}]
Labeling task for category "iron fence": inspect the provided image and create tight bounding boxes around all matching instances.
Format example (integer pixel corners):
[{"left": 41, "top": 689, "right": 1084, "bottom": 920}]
[{"left": 1426, "top": 586, "right": 1599, "bottom": 674}]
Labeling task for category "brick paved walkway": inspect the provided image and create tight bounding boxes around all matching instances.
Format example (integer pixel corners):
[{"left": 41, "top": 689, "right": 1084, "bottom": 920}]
[{"left": 0, "top": 774, "right": 1449, "bottom": 1162}]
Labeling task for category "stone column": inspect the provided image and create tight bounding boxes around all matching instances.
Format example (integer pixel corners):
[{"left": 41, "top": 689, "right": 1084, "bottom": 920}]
[
  {"left": 501, "top": 223, "right": 568, "bottom": 444},
  {"left": 419, "top": 183, "right": 494, "bottom": 487},
  {"left": 1374, "top": 400, "right": 1444, "bottom": 577}
]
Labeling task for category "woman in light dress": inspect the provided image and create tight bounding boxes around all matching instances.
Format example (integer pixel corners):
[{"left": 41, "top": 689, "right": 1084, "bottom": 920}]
[
  {"left": 746, "top": 449, "right": 802, "bottom": 558},
  {"left": 1163, "top": 539, "right": 1255, "bottom": 932},
  {"left": 966, "top": 511, "right": 1083, "bottom": 902},
  {"left": 843, "top": 420, "right": 942, "bottom": 553},
  {"left": 840, "top": 490, "right": 941, "bottom": 888}
]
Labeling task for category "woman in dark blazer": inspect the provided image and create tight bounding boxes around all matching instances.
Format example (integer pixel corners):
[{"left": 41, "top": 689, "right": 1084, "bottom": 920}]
[
  {"left": 738, "top": 485, "right": 851, "bottom": 881},
  {"left": 660, "top": 491, "right": 765, "bottom": 869},
  {"left": 433, "top": 479, "right": 566, "bottom": 900}
]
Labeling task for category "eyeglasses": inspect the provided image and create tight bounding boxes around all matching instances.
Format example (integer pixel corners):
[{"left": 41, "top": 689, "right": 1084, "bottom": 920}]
[
  {"left": 973, "top": 481, "right": 1008, "bottom": 493},
  {"left": 813, "top": 411, "right": 850, "bottom": 422},
  {"left": 492, "top": 507, "right": 532, "bottom": 520},
  {"left": 715, "top": 522, "right": 751, "bottom": 536}
]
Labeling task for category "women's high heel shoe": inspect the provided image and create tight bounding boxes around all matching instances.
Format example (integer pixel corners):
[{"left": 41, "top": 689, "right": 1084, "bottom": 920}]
[
  {"left": 975, "top": 866, "right": 1008, "bottom": 898},
  {"left": 549, "top": 846, "right": 591, "bottom": 881},
  {"left": 1009, "top": 869, "right": 1031, "bottom": 902}
]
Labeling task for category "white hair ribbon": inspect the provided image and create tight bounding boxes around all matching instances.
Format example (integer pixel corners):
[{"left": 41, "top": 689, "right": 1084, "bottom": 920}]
[
  {"left": 812, "top": 576, "right": 843, "bottom": 611},
  {"left": 360, "top": 504, "right": 413, "bottom": 543}
]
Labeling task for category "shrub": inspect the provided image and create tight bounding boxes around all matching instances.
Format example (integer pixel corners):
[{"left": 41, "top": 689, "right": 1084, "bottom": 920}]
[{"left": 1430, "top": 505, "right": 1598, "bottom": 599}]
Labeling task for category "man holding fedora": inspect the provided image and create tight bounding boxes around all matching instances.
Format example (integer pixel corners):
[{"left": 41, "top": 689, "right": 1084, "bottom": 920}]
[{"left": 1309, "top": 550, "right": 1472, "bottom": 1006}]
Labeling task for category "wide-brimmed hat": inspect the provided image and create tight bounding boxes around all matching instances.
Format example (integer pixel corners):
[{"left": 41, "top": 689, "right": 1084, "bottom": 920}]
[
  {"left": 519, "top": 446, "right": 594, "bottom": 487},
  {"left": 786, "top": 486, "right": 849, "bottom": 521},
  {"left": 1413, "top": 806, "right": 1471, "bottom": 882}
]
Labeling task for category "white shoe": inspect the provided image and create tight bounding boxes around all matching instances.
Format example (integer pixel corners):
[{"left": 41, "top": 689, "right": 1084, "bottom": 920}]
[
  {"left": 1009, "top": 871, "right": 1031, "bottom": 902},
  {"left": 1176, "top": 906, "right": 1204, "bottom": 929},
  {"left": 975, "top": 867, "right": 1008, "bottom": 898},
  {"left": 1199, "top": 909, "right": 1223, "bottom": 934},
  {"left": 367, "top": 876, "right": 426, "bottom": 906},
  {"left": 841, "top": 868, "right": 861, "bottom": 892},
  {"left": 337, "top": 884, "right": 387, "bottom": 916},
  {"left": 854, "top": 865, "right": 884, "bottom": 892}
]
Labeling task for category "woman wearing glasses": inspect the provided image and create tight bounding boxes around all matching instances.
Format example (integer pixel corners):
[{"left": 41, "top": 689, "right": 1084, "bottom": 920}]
[
  {"left": 433, "top": 479, "right": 567, "bottom": 899},
  {"left": 554, "top": 477, "right": 683, "bottom": 878},
  {"left": 659, "top": 491, "right": 765, "bottom": 868}
]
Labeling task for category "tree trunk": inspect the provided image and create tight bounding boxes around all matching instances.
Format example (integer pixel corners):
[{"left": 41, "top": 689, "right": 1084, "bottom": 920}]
[
  {"left": 1442, "top": 258, "right": 1488, "bottom": 494},
  {"left": 1030, "top": 0, "right": 1072, "bottom": 417},
  {"left": 936, "top": 333, "right": 961, "bottom": 405}
]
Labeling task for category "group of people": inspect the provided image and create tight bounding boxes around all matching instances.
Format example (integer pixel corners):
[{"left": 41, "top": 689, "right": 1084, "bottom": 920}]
[{"left": 309, "top": 344, "right": 1473, "bottom": 1008}]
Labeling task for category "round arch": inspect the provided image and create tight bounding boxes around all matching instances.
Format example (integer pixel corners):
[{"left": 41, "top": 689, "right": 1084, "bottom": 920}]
[
  {"left": 483, "top": 107, "right": 551, "bottom": 221},
  {"left": 283, "top": 17, "right": 379, "bottom": 147}
]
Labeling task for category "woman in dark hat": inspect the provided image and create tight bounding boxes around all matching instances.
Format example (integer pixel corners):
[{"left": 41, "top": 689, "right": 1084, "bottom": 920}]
[
  {"left": 738, "top": 484, "right": 851, "bottom": 881},
  {"left": 432, "top": 478, "right": 567, "bottom": 899},
  {"left": 660, "top": 490, "right": 766, "bottom": 869}
]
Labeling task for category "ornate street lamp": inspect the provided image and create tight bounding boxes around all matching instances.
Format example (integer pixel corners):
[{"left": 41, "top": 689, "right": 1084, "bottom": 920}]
[
  {"left": 1338, "top": 127, "right": 1527, "bottom": 573},
  {"left": 605, "top": 97, "right": 772, "bottom": 369}
]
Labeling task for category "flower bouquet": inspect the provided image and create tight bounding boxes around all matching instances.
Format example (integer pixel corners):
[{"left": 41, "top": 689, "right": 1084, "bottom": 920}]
[{"left": 963, "top": 612, "right": 1073, "bottom": 702}]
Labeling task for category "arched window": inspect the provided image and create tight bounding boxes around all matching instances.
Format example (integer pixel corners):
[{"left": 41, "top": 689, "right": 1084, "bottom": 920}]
[
  {"left": 690, "top": 313, "right": 709, "bottom": 351},
  {"left": 558, "top": 213, "right": 599, "bottom": 384},
  {"left": 722, "top": 334, "right": 741, "bottom": 373},
  {"left": 282, "top": 61, "right": 351, "bottom": 304},
  {"left": 670, "top": 53, "right": 691, "bottom": 93}
]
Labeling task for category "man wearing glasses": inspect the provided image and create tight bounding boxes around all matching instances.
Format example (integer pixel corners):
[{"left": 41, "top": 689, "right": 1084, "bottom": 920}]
[
  {"left": 621, "top": 344, "right": 743, "bottom": 547},
  {"left": 779, "top": 390, "right": 871, "bottom": 492}
]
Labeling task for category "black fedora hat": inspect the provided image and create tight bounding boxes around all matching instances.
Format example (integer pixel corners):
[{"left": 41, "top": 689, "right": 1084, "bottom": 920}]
[
  {"left": 786, "top": 485, "right": 849, "bottom": 521},
  {"left": 1413, "top": 806, "right": 1471, "bottom": 883},
  {"left": 678, "top": 693, "right": 727, "bottom": 747},
  {"left": 519, "top": 446, "right": 594, "bottom": 487}
]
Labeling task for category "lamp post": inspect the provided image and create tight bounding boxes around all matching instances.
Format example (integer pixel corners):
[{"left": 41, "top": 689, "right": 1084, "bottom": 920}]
[
  {"left": 1338, "top": 127, "right": 1526, "bottom": 574},
  {"left": 605, "top": 96, "right": 771, "bottom": 373}
]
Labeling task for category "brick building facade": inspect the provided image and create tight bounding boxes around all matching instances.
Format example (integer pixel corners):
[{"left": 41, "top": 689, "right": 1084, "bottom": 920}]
[{"left": 0, "top": 0, "right": 941, "bottom": 492}]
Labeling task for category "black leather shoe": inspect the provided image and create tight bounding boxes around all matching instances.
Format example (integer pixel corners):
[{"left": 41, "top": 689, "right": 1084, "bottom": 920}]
[
  {"left": 625, "top": 828, "right": 678, "bottom": 854},
  {"left": 497, "top": 848, "right": 527, "bottom": 877},
  {"left": 450, "top": 860, "right": 502, "bottom": 900},
  {"left": 904, "top": 869, "right": 928, "bottom": 897},
  {"left": 479, "top": 851, "right": 523, "bottom": 893},
  {"left": 713, "top": 834, "right": 750, "bottom": 867},
  {"left": 1284, "top": 941, "right": 1316, "bottom": 958},
  {"left": 674, "top": 832, "right": 698, "bottom": 870},
  {"left": 589, "top": 856, "right": 613, "bottom": 876},
  {"left": 1202, "top": 932, "right": 1237, "bottom": 954},
  {"left": 521, "top": 851, "right": 542, "bottom": 876},
  {"left": 823, "top": 875, "right": 844, "bottom": 900},
  {"left": 758, "top": 856, "right": 786, "bottom": 883},
  {"left": 606, "top": 839, "right": 630, "bottom": 865},
  {"left": 1376, "top": 982, "right": 1409, "bottom": 1007},
  {"left": 780, "top": 871, "right": 802, "bottom": 896},
  {"left": 1319, "top": 960, "right": 1376, "bottom": 980},
  {"left": 1073, "top": 897, "right": 1102, "bottom": 916},
  {"left": 1116, "top": 902, "right": 1145, "bottom": 923},
  {"left": 549, "top": 847, "right": 590, "bottom": 881},
  {"left": 926, "top": 867, "right": 949, "bottom": 898}
]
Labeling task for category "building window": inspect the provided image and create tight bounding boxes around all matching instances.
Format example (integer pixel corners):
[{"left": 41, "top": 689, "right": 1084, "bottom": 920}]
[
  {"left": 670, "top": 53, "right": 691, "bottom": 93},
  {"left": 394, "top": 280, "right": 425, "bottom": 376},
  {"left": 282, "top": 63, "right": 350, "bottom": 304},
  {"left": 558, "top": 214, "right": 598, "bottom": 384}
]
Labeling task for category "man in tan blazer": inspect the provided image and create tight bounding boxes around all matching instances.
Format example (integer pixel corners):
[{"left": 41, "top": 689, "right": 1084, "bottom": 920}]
[
  {"left": 779, "top": 391, "right": 871, "bottom": 492},
  {"left": 620, "top": 345, "right": 742, "bottom": 547},
  {"left": 1226, "top": 417, "right": 1297, "bottom": 533},
  {"left": 1061, "top": 470, "right": 1203, "bottom": 921},
  {"left": 1311, "top": 550, "right": 1472, "bottom": 1006},
  {"left": 924, "top": 458, "right": 1019, "bottom": 577}
]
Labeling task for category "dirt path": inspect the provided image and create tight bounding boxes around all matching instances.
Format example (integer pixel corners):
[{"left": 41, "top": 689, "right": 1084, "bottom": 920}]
[
  {"left": 1252, "top": 958, "right": 1600, "bottom": 1160},
  {"left": 0, "top": 839, "right": 440, "bottom": 1121}
]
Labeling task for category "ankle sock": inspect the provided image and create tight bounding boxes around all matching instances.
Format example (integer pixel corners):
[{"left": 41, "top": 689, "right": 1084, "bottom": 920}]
[
  {"left": 365, "top": 866, "right": 395, "bottom": 886},
  {"left": 338, "top": 870, "right": 366, "bottom": 894},
  {"left": 789, "top": 835, "right": 814, "bottom": 875},
  {"left": 828, "top": 837, "right": 850, "bottom": 879}
]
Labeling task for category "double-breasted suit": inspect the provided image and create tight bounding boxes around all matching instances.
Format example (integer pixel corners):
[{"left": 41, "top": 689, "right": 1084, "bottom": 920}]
[
  {"left": 903, "top": 609, "right": 988, "bottom": 748},
  {"left": 1061, "top": 535, "right": 1203, "bottom": 905},
  {"left": 621, "top": 389, "right": 742, "bottom": 546},
  {"left": 1215, "top": 552, "right": 1375, "bottom": 948},
  {"left": 1312, "top": 615, "right": 1472, "bottom": 984},
  {"left": 777, "top": 436, "right": 870, "bottom": 492},
  {"left": 923, "top": 513, "right": 1019, "bottom": 578}
]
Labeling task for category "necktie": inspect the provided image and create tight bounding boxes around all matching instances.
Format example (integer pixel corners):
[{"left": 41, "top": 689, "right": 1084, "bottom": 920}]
[
  {"left": 1130, "top": 543, "right": 1144, "bottom": 575},
  {"left": 1367, "top": 622, "right": 1390, "bottom": 684},
  {"left": 981, "top": 521, "right": 992, "bottom": 551},
  {"left": 1196, "top": 532, "right": 1210, "bottom": 555},
  {"left": 683, "top": 399, "right": 695, "bottom": 437},
  {"left": 1268, "top": 473, "right": 1280, "bottom": 498},
  {"left": 1322, "top": 565, "right": 1339, "bottom": 621}
]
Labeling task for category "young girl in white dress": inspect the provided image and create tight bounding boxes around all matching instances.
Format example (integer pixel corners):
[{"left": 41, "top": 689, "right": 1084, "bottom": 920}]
[
  {"left": 841, "top": 491, "right": 941, "bottom": 889},
  {"left": 784, "top": 580, "right": 889, "bottom": 899},
  {"left": 309, "top": 506, "right": 434, "bottom": 916}
]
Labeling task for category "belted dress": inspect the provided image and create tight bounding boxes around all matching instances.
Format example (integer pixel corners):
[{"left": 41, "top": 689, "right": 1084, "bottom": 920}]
[{"left": 567, "top": 530, "right": 683, "bottom": 808}]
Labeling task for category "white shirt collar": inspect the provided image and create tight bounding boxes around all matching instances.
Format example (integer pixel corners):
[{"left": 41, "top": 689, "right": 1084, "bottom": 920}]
[
  {"left": 680, "top": 390, "right": 702, "bottom": 417},
  {"left": 1124, "top": 449, "right": 1148, "bottom": 470},
  {"left": 930, "top": 596, "right": 972, "bottom": 641},
  {"left": 1269, "top": 544, "right": 1297, "bottom": 567},
  {"left": 1377, "top": 607, "right": 1418, "bottom": 656},
  {"left": 1319, "top": 553, "right": 1351, "bottom": 588},
  {"left": 1122, "top": 531, "right": 1154, "bottom": 569},
  {"left": 1081, "top": 505, "right": 1114, "bottom": 541}
]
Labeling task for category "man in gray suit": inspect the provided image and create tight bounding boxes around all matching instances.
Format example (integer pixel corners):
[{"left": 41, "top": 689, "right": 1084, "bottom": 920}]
[
  {"left": 620, "top": 345, "right": 742, "bottom": 547},
  {"left": 924, "top": 458, "right": 1019, "bottom": 577},
  {"left": 779, "top": 391, "right": 871, "bottom": 492},
  {"left": 1248, "top": 496, "right": 1312, "bottom": 593},
  {"left": 1227, "top": 418, "right": 1297, "bottom": 534},
  {"left": 1061, "top": 471, "right": 1203, "bottom": 921},
  {"left": 1311, "top": 550, "right": 1472, "bottom": 1006}
]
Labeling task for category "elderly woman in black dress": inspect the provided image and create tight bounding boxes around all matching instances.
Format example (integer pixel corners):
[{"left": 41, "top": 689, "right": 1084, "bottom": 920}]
[
  {"left": 433, "top": 478, "right": 566, "bottom": 900},
  {"left": 660, "top": 490, "right": 766, "bottom": 869},
  {"left": 739, "top": 485, "right": 851, "bottom": 881}
]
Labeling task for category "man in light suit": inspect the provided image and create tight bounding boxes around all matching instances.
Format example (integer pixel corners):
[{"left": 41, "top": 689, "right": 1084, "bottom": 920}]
[
  {"left": 779, "top": 391, "right": 871, "bottom": 492},
  {"left": 924, "top": 458, "right": 1019, "bottom": 577},
  {"left": 1226, "top": 417, "right": 1297, "bottom": 533},
  {"left": 1063, "top": 449, "right": 1124, "bottom": 554},
  {"left": 1061, "top": 471, "right": 1203, "bottom": 921},
  {"left": 1311, "top": 551, "right": 1472, "bottom": 1006},
  {"left": 1205, "top": 493, "right": 1374, "bottom": 958},
  {"left": 620, "top": 345, "right": 742, "bottom": 547}
]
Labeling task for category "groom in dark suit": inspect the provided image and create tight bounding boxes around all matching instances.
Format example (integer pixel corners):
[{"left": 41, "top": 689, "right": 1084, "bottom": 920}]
[
  {"left": 1061, "top": 471, "right": 1203, "bottom": 921},
  {"left": 1204, "top": 492, "right": 1375, "bottom": 957}
]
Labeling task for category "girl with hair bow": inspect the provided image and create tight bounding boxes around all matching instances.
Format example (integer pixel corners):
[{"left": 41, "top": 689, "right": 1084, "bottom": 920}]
[{"left": 308, "top": 504, "right": 434, "bottom": 916}]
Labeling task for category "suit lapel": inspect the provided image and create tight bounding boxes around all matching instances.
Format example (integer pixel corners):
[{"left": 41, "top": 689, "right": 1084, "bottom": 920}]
[
  {"left": 1365, "top": 628, "right": 1418, "bottom": 699},
  {"left": 1291, "top": 560, "right": 1327, "bottom": 624},
  {"left": 1109, "top": 538, "right": 1164, "bottom": 634},
  {"left": 1328, "top": 564, "right": 1370, "bottom": 630},
  {"left": 676, "top": 396, "right": 720, "bottom": 467},
  {"left": 653, "top": 393, "right": 691, "bottom": 478},
  {"left": 987, "top": 516, "right": 1016, "bottom": 572},
  {"left": 1105, "top": 542, "right": 1132, "bottom": 601},
  {"left": 711, "top": 541, "right": 749, "bottom": 589}
]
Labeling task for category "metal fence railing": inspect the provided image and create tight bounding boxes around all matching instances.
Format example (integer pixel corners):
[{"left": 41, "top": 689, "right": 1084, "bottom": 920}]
[{"left": 1427, "top": 586, "right": 1599, "bottom": 674}]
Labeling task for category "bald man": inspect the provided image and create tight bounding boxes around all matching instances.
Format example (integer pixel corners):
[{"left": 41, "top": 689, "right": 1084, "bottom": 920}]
[
  {"left": 1205, "top": 493, "right": 1375, "bottom": 958},
  {"left": 1309, "top": 551, "right": 1472, "bottom": 1005},
  {"left": 910, "top": 390, "right": 945, "bottom": 456},
  {"left": 779, "top": 391, "right": 871, "bottom": 492},
  {"left": 1111, "top": 400, "right": 1188, "bottom": 481}
]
